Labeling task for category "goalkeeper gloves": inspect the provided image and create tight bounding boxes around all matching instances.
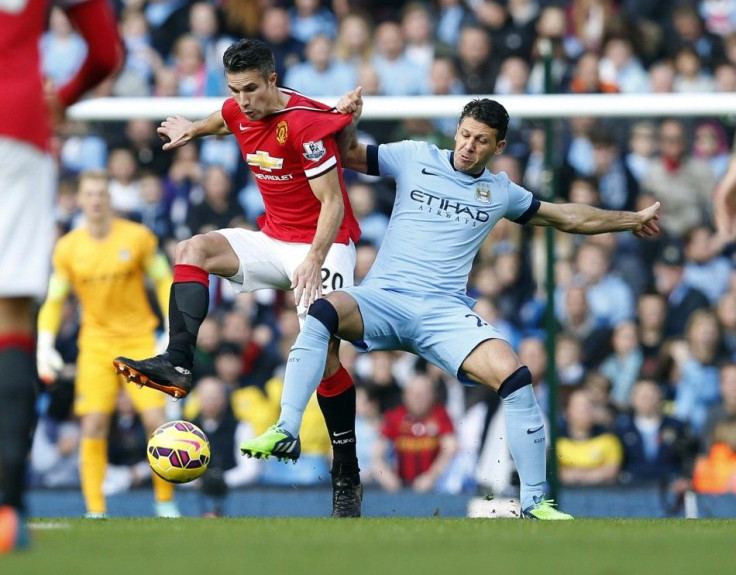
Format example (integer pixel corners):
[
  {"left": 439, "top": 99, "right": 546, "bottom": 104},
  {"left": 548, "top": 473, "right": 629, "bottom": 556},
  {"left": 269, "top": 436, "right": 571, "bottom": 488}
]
[{"left": 37, "top": 331, "right": 63, "bottom": 385}]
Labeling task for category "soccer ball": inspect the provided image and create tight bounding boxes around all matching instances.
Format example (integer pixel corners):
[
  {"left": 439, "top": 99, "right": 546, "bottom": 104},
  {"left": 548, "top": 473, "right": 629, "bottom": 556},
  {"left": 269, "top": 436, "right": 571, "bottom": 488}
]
[{"left": 147, "top": 420, "right": 211, "bottom": 484}]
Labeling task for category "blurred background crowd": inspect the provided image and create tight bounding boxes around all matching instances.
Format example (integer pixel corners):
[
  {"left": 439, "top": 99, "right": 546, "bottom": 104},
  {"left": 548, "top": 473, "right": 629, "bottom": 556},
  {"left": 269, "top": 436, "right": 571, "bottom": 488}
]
[{"left": 33, "top": 0, "right": 736, "bottom": 506}]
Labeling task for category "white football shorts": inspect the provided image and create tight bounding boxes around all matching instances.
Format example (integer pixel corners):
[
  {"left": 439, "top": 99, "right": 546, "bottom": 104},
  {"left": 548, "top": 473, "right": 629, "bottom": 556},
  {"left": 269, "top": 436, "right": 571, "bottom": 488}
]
[
  {"left": 215, "top": 228, "right": 356, "bottom": 322},
  {"left": 0, "top": 137, "right": 56, "bottom": 298}
]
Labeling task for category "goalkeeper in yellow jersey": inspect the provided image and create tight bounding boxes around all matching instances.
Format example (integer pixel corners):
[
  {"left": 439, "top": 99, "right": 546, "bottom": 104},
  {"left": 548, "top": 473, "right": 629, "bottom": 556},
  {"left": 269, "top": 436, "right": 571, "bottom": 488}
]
[{"left": 37, "top": 170, "right": 179, "bottom": 518}]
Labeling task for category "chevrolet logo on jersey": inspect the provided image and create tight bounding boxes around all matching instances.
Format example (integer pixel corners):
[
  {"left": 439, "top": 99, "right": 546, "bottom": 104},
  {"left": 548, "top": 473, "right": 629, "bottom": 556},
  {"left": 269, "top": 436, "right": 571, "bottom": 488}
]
[{"left": 246, "top": 151, "right": 284, "bottom": 172}]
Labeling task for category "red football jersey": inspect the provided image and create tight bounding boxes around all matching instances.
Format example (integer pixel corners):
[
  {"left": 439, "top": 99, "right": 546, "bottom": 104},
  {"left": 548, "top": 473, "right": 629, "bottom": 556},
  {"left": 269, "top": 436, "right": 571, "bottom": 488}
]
[
  {"left": 221, "top": 89, "right": 361, "bottom": 245},
  {"left": 0, "top": 0, "right": 52, "bottom": 151},
  {"left": 381, "top": 403, "right": 455, "bottom": 484}
]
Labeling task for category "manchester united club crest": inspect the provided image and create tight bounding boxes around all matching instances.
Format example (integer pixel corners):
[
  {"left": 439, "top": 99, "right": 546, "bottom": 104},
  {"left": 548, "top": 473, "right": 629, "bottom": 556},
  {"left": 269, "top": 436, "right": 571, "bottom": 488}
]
[
  {"left": 302, "top": 140, "right": 326, "bottom": 162},
  {"left": 475, "top": 183, "right": 491, "bottom": 203},
  {"left": 276, "top": 120, "right": 288, "bottom": 145}
]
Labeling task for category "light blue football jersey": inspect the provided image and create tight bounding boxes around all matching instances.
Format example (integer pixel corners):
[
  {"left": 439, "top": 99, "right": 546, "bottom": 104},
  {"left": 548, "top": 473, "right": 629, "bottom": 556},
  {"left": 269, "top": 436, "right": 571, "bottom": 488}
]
[{"left": 363, "top": 140, "right": 538, "bottom": 300}]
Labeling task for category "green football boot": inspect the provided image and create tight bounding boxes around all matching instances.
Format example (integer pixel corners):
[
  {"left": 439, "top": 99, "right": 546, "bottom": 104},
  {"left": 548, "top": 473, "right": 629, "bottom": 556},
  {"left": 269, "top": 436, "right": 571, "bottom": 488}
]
[
  {"left": 522, "top": 497, "right": 574, "bottom": 520},
  {"left": 240, "top": 424, "right": 301, "bottom": 463}
]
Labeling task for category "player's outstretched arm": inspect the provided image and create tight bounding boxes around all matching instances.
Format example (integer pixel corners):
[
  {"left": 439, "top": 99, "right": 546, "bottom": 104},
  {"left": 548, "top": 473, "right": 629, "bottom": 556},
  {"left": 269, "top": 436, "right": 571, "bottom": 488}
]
[
  {"left": 157, "top": 110, "right": 231, "bottom": 151},
  {"left": 527, "top": 200, "right": 661, "bottom": 237}
]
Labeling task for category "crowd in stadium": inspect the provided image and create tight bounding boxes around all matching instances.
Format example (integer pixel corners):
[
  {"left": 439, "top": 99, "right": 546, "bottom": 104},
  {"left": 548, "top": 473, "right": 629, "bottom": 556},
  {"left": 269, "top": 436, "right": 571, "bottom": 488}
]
[{"left": 32, "top": 0, "right": 736, "bottom": 502}]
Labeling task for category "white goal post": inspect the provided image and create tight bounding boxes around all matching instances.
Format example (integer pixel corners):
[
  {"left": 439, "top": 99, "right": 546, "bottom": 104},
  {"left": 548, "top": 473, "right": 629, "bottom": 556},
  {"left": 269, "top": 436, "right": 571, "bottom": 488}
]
[{"left": 68, "top": 93, "right": 736, "bottom": 122}]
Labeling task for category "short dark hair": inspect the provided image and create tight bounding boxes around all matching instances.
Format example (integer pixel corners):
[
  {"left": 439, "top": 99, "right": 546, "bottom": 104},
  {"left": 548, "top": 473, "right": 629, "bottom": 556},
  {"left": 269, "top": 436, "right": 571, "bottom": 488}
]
[
  {"left": 459, "top": 99, "right": 509, "bottom": 141},
  {"left": 222, "top": 39, "right": 275, "bottom": 79}
]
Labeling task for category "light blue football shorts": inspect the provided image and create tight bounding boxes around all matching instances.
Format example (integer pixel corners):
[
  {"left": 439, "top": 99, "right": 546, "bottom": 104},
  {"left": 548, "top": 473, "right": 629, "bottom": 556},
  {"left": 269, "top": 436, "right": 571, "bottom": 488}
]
[{"left": 344, "top": 284, "right": 506, "bottom": 381}]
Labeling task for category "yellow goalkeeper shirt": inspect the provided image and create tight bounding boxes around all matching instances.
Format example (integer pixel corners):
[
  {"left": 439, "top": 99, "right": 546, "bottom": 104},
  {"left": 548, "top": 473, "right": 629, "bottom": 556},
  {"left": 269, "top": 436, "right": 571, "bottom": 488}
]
[{"left": 41, "top": 218, "right": 165, "bottom": 341}]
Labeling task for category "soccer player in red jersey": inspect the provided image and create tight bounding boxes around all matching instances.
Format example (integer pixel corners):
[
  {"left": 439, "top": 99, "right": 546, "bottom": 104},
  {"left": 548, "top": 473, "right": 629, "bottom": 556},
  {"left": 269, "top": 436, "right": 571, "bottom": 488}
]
[
  {"left": 0, "top": 0, "right": 122, "bottom": 552},
  {"left": 114, "top": 38, "right": 364, "bottom": 517}
]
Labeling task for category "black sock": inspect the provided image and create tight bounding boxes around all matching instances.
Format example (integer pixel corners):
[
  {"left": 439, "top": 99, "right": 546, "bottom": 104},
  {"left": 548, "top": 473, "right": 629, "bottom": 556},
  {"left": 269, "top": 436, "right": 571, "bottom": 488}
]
[
  {"left": 166, "top": 282, "right": 209, "bottom": 370},
  {"left": 317, "top": 386, "right": 360, "bottom": 481},
  {"left": 0, "top": 347, "right": 38, "bottom": 511}
]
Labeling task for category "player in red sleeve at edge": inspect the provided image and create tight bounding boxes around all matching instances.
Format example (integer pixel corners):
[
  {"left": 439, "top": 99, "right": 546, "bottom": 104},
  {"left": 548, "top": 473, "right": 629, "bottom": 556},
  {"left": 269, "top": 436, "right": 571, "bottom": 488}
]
[
  {"left": 0, "top": 0, "right": 122, "bottom": 552},
  {"left": 114, "top": 38, "right": 364, "bottom": 517}
]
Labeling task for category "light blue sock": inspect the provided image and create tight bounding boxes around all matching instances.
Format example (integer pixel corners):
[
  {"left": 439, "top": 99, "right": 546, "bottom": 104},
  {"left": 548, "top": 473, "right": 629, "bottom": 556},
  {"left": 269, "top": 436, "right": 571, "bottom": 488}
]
[
  {"left": 277, "top": 315, "right": 331, "bottom": 436},
  {"left": 502, "top": 384, "right": 547, "bottom": 510}
]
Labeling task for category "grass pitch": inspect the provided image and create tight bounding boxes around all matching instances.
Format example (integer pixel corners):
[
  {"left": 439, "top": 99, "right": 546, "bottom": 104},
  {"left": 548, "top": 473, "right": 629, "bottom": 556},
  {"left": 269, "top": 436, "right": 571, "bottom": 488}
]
[{"left": 7, "top": 518, "right": 735, "bottom": 575}]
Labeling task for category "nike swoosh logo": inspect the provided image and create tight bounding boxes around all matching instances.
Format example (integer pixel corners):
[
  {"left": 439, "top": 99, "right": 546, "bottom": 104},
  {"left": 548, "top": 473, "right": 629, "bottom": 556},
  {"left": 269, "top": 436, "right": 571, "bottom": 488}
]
[
  {"left": 239, "top": 123, "right": 250, "bottom": 131},
  {"left": 421, "top": 167, "right": 440, "bottom": 176},
  {"left": 332, "top": 430, "right": 353, "bottom": 437},
  {"left": 526, "top": 425, "right": 544, "bottom": 434}
]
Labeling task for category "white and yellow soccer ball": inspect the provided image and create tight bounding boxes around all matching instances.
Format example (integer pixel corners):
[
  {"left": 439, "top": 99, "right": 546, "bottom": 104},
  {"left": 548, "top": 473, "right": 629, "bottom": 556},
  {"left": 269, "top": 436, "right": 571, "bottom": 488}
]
[{"left": 147, "top": 420, "right": 211, "bottom": 484}]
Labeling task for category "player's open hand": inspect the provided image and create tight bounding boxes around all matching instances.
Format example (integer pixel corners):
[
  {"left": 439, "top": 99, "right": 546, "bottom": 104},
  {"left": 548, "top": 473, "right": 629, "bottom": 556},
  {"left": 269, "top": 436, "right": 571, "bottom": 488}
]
[
  {"left": 336, "top": 86, "right": 363, "bottom": 120},
  {"left": 291, "top": 256, "right": 323, "bottom": 308},
  {"left": 157, "top": 116, "right": 194, "bottom": 150},
  {"left": 633, "top": 201, "right": 661, "bottom": 238}
]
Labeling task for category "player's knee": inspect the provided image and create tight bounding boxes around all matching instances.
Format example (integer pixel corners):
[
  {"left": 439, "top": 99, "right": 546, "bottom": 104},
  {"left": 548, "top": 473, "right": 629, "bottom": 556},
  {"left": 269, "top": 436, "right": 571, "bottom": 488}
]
[
  {"left": 497, "top": 365, "right": 532, "bottom": 398},
  {"left": 308, "top": 298, "right": 339, "bottom": 336},
  {"left": 175, "top": 235, "right": 209, "bottom": 266}
]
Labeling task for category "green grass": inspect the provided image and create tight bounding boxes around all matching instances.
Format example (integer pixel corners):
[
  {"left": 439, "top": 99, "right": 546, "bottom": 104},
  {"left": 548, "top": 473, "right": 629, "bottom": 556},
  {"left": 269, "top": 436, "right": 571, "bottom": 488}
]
[{"left": 7, "top": 518, "right": 736, "bottom": 575}]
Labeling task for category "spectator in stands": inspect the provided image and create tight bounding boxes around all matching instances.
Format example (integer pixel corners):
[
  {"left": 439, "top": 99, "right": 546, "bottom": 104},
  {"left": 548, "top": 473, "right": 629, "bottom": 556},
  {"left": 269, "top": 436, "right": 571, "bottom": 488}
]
[
  {"left": 647, "top": 59, "right": 677, "bottom": 93},
  {"left": 333, "top": 11, "right": 373, "bottom": 68},
  {"left": 682, "top": 224, "right": 732, "bottom": 305},
  {"left": 673, "top": 310, "right": 724, "bottom": 435},
  {"left": 672, "top": 45, "right": 717, "bottom": 93},
  {"left": 59, "top": 121, "right": 108, "bottom": 176},
  {"left": 144, "top": 0, "right": 193, "bottom": 60},
  {"left": 258, "top": 6, "right": 304, "bottom": 80},
  {"left": 555, "top": 334, "right": 586, "bottom": 391},
  {"left": 108, "top": 147, "right": 143, "bottom": 219},
  {"left": 188, "top": 2, "right": 234, "bottom": 80},
  {"left": 692, "top": 120, "right": 731, "bottom": 181},
  {"left": 615, "top": 379, "right": 695, "bottom": 488},
  {"left": 692, "top": 419, "right": 736, "bottom": 494},
  {"left": 283, "top": 34, "right": 357, "bottom": 97},
  {"left": 599, "top": 36, "right": 650, "bottom": 94},
  {"left": 138, "top": 172, "right": 173, "bottom": 245},
  {"left": 557, "top": 389, "right": 623, "bottom": 486},
  {"left": 354, "top": 350, "right": 403, "bottom": 414},
  {"left": 374, "top": 373, "right": 458, "bottom": 492},
  {"left": 643, "top": 120, "right": 715, "bottom": 239},
  {"left": 454, "top": 25, "right": 497, "bottom": 95},
  {"left": 171, "top": 34, "right": 223, "bottom": 98},
  {"left": 568, "top": 51, "right": 618, "bottom": 94},
  {"left": 186, "top": 165, "right": 248, "bottom": 236},
  {"left": 714, "top": 62, "right": 736, "bottom": 92},
  {"left": 192, "top": 314, "right": 220, "bottom": 383},
  {"left": 664, "top": 3, "right": 723, "bottom": 73},
  {"left": 589, "top": 126, "right": 640, "bottom": 212},
  {"left": 653, "top": 239, "right": 710, "bottom": 337},
  {"left": 104, "top": 391, "right": 152, "bottom": 496},
  {"left": 527, "top": 6, "right": 571, "bottom": 94},
  {"left": 371, "top": 21, "right": 425, "bottom": 96},
  {"left": 582, "top": 372, "right": 619, "bottom": 428},
  {"left": 401, "top": 2, "right": 453, "bottom": 75},
  {"left": 288, "top": 0, "right": 337, "bottom": 44},
  {"left": 118, "top": 118, "right": 172, "bottom": 176},
  {"left": 117, "top": 9, "right": 162, "bottom": 96},
  {"left": 558, "top": 240, "right": 635, "bottom": 328},
  {"left": 600, "top": 321, "right": 644, "bottom": 410},
  {"left": 625, "top": 121, "right": 657, "bottom": 183},
  {"left": 636, "top": 291, "right": 669, "bottom": 380},
  {"left": 347, "top": 182, "right": 388, "bottom": 249},
  {"left": 192, "top": 377, "right": 261, "bottom": 490},
  {"left": 354, "top": 384, "right": 383, "bottom": 486},
  {"left": 41, "top": 8, "right": 88, "bottom": 88},
  {"left": 701, "top": 363, "right": 736, "bottom": 452},
  {"left": 436, "top": 0, "right": 468, "bottom": 48},
  {"left": 354, "top": 241, "right": 378, "bottom": 285},
  {"left": 559, "top": 283, "right": 612, "bottom": 369}
]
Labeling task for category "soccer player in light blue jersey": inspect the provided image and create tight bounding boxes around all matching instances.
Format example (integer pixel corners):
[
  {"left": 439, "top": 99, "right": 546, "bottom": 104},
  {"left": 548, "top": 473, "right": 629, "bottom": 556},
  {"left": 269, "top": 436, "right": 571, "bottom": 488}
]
[{"left": 241, "top": 90, "right": 661, "bottom": 519}]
